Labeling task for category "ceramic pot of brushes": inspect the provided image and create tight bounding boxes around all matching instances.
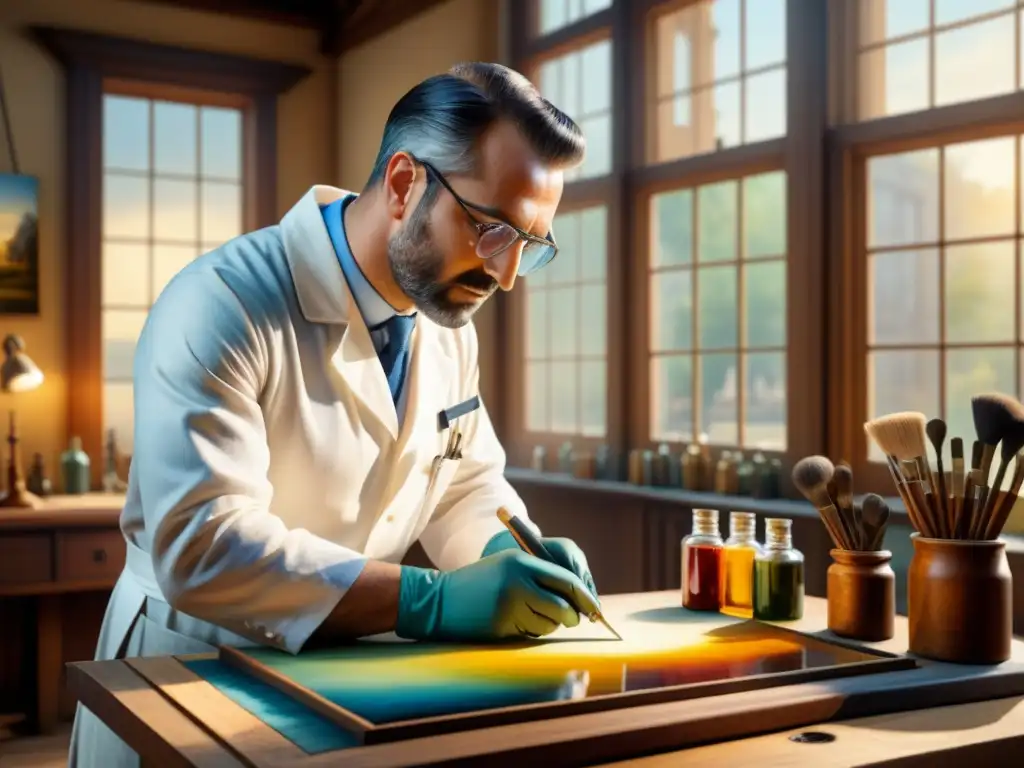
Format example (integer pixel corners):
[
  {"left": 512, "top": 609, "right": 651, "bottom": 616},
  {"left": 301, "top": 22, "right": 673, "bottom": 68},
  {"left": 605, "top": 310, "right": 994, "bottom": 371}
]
[
  {"left": 908, "top": 534, "right": 1012, "bottom": 664},
  {"left": 827, "top": 549, "right": 895, "bottom": 642}
]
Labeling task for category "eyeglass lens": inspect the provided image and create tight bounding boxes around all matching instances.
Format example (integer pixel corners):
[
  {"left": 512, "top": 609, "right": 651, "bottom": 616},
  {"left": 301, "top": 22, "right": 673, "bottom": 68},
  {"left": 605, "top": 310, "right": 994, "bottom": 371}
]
[{"left": 476, "top": 225, "right": 555, "bottom": 276}]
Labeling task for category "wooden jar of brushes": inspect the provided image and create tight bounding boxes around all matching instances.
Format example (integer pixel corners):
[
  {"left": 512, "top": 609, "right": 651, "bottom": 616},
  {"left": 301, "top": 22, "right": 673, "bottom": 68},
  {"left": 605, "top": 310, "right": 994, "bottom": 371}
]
[
  {"left": 864, "top": 396, "right": 1018, "bottom": 664},
  {"left": 792, "top": 457, "right": 895, "bottom": 641}
]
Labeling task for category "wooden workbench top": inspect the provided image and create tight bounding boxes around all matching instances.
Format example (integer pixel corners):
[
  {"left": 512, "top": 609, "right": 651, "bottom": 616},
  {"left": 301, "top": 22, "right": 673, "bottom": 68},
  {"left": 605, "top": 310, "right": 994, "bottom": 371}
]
[
  {"left": 67, "top": 591, "right": 1024, "bottom": 767},
  {"left": 0, "top": 493, "right": 124, "bottom": 530}
]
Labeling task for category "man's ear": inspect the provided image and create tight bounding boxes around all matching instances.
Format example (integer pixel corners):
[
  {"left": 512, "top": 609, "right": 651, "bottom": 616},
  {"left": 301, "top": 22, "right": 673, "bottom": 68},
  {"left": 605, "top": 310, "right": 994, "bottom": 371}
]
[{"left": 383, "top": 152, "right": 420, "bottom": 222}]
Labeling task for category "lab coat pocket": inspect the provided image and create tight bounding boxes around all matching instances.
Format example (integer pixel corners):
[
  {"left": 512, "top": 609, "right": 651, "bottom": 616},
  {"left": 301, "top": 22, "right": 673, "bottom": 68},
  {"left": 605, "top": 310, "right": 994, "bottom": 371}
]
[{"left": 418, "top": 456, "right": 460, "bottom": 523}]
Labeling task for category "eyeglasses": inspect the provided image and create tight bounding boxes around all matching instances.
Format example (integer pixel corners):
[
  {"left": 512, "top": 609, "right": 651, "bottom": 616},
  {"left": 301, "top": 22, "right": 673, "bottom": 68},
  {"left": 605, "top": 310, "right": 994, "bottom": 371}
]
[{"left": 413, "top": 157, "right": 559, "bottom": 276}]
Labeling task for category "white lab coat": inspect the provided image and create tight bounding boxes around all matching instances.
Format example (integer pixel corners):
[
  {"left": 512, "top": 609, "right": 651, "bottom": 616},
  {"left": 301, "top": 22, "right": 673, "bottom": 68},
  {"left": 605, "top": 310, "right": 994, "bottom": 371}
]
[{"left": 68, "top": 185, "right": 536, "bottom": 768}]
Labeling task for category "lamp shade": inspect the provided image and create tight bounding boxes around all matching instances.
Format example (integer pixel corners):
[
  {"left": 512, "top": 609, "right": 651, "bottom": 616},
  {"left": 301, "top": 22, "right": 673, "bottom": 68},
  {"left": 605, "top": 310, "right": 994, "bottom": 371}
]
[{"left": 1, "top": 334, "right": 43, "bottom": 393}]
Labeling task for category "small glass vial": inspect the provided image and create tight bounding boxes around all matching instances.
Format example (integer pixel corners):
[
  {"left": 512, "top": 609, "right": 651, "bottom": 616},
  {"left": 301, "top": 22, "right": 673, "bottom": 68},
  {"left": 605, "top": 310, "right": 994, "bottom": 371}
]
[
  {"left": 754, "top": 518, "right": 805, "bottom": 621},
  {"left": 682, "top": 508, "right": 724, "bottom": 611},
  {"left": 720, "top": 511, "right": 762, "bottom": 618}
]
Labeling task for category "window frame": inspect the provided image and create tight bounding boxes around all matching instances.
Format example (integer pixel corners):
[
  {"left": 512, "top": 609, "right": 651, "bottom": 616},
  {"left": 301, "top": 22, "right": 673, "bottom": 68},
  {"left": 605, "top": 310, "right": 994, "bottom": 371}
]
[
  {"left": 827, "top": 1, "right": 1024, "bottom": 495},
  {"left": 32, "top": 26, "right": 310, "bottom": 488},
  {"left": 503, "top": 0, "right": 828, "bottom": 493}
]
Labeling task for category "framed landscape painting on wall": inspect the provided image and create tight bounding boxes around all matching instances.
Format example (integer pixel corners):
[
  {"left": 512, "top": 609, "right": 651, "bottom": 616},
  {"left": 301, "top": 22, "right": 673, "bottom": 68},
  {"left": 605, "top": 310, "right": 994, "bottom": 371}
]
[{"left": 0, "top": 173, "right": 40, "bottom": 315}]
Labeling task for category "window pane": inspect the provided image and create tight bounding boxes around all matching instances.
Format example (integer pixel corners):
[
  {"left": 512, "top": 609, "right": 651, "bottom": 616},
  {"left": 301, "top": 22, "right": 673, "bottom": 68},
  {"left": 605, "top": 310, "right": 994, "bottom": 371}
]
[
  {"left": 103, "top": 96, "right": 149, "bottom": 172},
  {"left": 579, "top": 284, "right": 606, "bottom": 357},
  {"left": 103, "top": 174, "right": 150, "bottom": 239},
  {"left": 744, "top": 351, "right": 786, "bottom": 450},
  {"left": 152, "top": 244, "right": 200, "bottom": 302},
  {"left": 698, "top": 265, "right": 738, "bottom": 349},
  {"left": 104, "top": 382, "right": 136, "bottom": 454},
  {"left": 103, "top": 310, "right": 147, "bottom": 381},
  {"left": 548, "top": 211, "right": 579, "bottom": 284},
  {"left": 580, "top": 359, "right": 606, "bottom": 436},
  {"left": 935, "top": 16, "right": 1015, "bottom": 108},
  {"left": 946, "top": 347, "right": 1016, "bottom": 452},
  {"left": 536, "top": 0, "right": 610, "bottom": 36},
  {"left": 936, "top": 0, "right": 1014, "bottom": 26},
  {"left": 945, "top": 241, "right": 1016, "bottom": 344},
  {"left": 744, "top": 260, "right": 785, "bottom": 348},
  {"left": 102, "top": 242, "right": 149, "bottom": 307},
  {"left": 711, "top": 81, "right": 742, "bottom": 150},
  {"left": 870, "top": 249, "right": 940, "bottom": 345},
  {"left": 858, "top": 39, "right": 929, "bottom": 120},
  {"left": 578, "top": 207, "right": 607, "bottom": 281},
  {"left": 944, "top": 137, "right": 1016, "bottom": 241},
  {"left": 744, "top": 68, "right": 786, "bottom": 144},
  {"left": 712, "top": 0, "right": 741, "bottom": 84},
  {"left": 651, "top": 355, "right": 692, "bottom": 441},
  {"left": 200, "top": 181, "right": 242, "bottom": 245},
  {"left": 867, "top": 150, "right": 940, "bottom": 248},
  {"left": 579, "top": 40, "right": 612, "bottom": 114},
  {"left": 154, "top": 179, "right": 197, "bottom": 241},
  {"left": 201, "top": 107, "right": 242, "bottom": 181},
  {"left": 651, "top": 270, "right": 692, "bottom": 352},
  {"left": 578, "top": 113, "right": 611, "bottom": 177},
  {"left": 697, "top": 181, "right": 738, "bottom": 262},
  {"left": 550, "top": 360, "right": 578, "bottom": 432},
  {"left": 651, "top": 189, "right": 693, "bottom": 267},
  {"left": 700, "top": 352, "right": 738, "bottom": 445},
  {"left": 744, "top": 171, "right": 786, "bottom": 258},
  {"left": 548, "top": 286, "right": 578, "bottom": 357},
  {"left": 154, "top": 101, "right": 198, "bottom": 176},
  {"left": 745, "top": 0, "right": 786, "bottom": 69},
  {"left": 868, "top": 350, "right": 940, "bottom": 461},
  {"left": 526, "top": 289, "right": 548, "bottom": 359},
  {"left": 526, "top": 362, "right": 548, "bottom": 431}
]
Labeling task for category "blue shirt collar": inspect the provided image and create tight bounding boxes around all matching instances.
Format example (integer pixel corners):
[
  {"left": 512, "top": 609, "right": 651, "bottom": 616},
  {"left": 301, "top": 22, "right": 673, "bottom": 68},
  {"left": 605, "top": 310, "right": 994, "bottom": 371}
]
[{"left": 321, "top": 196, "right": 405, "bottom": 330}]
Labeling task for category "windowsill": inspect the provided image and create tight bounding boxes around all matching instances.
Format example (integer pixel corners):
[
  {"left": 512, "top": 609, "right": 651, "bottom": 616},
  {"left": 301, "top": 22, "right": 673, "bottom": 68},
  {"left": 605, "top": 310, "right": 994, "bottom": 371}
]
[{"left": 504, "top": 466, "right": 1024, "bottom": 555}]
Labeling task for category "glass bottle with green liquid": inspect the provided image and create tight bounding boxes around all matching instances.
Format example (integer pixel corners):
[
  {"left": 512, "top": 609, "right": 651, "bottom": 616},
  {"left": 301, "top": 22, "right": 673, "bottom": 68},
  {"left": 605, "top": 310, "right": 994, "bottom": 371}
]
[{"left": 753, "top": 517, "right": 804, "bottom": 621}]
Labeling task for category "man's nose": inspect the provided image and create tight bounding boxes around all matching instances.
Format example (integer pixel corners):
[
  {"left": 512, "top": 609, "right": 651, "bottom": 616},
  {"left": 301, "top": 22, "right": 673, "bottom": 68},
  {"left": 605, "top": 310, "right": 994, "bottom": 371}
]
[{"left": 483, "top": 241, "right": 523, "bottom": 292}]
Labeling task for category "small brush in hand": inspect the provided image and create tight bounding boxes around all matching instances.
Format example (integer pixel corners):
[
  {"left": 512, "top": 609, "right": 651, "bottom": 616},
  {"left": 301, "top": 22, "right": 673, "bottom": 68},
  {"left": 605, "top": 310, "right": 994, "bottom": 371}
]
[{"left": 792, "top": 456, "right": 851, "bottom": 550}]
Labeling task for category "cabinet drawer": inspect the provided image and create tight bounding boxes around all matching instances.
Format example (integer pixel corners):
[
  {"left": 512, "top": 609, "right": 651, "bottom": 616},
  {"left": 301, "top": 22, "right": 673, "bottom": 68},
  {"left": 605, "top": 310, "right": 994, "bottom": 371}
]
[
  {"left": 0, "top": 533, "right": 52, "bottom": 585},
  {"left": 56, "top": 530, "right": 125, "bottom": 583}
]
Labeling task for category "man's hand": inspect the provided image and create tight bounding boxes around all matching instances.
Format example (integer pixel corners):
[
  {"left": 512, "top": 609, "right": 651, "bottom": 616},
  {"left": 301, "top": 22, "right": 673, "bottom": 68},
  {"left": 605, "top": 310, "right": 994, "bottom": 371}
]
[{"left": 481, "top": 530, "right": 598, "bottom": 603}]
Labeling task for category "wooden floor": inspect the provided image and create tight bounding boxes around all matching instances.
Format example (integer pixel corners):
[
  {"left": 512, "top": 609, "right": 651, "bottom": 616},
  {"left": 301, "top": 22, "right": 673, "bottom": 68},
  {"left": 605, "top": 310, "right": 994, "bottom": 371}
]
[{"left": 0, "top": 727, "right": 70, "bottom": 768}]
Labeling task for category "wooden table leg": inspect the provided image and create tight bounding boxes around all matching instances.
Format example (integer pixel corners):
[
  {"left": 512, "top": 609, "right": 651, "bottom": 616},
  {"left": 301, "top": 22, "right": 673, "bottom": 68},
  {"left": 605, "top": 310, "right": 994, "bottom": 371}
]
[{"left": 36, "top": 594, "right": 61, "bottom": 733}]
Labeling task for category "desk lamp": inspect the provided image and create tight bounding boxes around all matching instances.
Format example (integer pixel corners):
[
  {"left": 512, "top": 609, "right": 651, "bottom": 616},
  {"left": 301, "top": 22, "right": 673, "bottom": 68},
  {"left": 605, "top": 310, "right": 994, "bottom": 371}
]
[{"left": 0, "top": 334, "right": 43, "bottom": 508}]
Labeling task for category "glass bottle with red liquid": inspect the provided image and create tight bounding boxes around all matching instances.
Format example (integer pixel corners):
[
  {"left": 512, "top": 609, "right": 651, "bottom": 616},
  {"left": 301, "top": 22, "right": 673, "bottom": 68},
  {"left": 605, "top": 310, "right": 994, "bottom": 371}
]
[{"left": 682, "top": 508, "right": 724, "bottom": 611}]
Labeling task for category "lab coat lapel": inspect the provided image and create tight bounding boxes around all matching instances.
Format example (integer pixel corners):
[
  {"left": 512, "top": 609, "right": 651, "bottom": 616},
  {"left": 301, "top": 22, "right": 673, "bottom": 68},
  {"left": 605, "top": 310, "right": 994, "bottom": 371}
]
[
  {"left": 280, "top": 185, "right": 398, "bottom": 438},
  {"left": 398, "top": 319, "right": 456, "bottom": 453}
]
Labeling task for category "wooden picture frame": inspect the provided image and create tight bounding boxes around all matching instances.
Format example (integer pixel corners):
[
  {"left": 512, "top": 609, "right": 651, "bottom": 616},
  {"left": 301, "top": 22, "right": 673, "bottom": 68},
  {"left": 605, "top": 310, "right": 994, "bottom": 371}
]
[{"left": 219, "top": 621, "right": 916, "bottom": 747}]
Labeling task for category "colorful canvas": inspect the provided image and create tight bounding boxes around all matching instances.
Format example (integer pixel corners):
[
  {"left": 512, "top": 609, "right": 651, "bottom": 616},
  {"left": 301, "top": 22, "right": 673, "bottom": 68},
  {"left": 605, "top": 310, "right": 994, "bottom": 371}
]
[
  {"left": 220, "top": 611, "right": 914, "bottom": 746},
  {"left": 0, "top": 174, "right": 39, "bottom": 315}
]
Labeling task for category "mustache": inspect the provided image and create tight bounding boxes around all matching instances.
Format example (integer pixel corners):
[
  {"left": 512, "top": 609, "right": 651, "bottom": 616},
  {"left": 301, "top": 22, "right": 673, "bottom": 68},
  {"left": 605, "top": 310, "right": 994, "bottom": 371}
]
[{"left": 453, "top": 271, "right": 497, "bottom": 294}]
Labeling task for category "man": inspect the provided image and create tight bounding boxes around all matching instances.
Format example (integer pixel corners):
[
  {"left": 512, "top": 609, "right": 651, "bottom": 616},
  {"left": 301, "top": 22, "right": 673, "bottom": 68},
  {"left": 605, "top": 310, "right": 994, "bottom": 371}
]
[{"left": 69, "top": 62, "right": 598, "bottom": 766}]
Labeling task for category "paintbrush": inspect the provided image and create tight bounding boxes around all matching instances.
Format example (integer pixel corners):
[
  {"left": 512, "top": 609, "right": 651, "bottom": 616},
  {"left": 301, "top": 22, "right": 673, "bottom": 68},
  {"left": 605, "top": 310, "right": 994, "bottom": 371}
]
[
  {"left": 832, "top": 463, "right": 859, "bottom": 550},
  {"left": 792, "top": 456, "right": 849, "bottom": 549},
  {"left": 970, "top": 393, "right": 1024, "bottom": 528},
  {"left": 979, "top": 403, "right": 1024, "bottom": 525},
  {"left": 950, "top": 437, "right": 965, "bottom": 538},
  {"left": 864, "top": 412, "right": 936, "bottom": 537},
  {"left": 963, "top": 440, "right": 986, "bottom": 539},
  {"left": 860, "top": 493, "right": 890, "bottom": 551},
  {"left": 985, "top": 451, "right": 1024, "bottom": 540},
  {"left": 925, "top": 418, "right": 949, "bottom": 536}
]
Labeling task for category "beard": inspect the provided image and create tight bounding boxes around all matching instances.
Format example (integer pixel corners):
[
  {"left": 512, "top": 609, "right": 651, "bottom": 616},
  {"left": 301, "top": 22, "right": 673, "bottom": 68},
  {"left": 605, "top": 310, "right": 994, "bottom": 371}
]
[{"left": 387, "top": 198, "right": 497, "bottom": 329}]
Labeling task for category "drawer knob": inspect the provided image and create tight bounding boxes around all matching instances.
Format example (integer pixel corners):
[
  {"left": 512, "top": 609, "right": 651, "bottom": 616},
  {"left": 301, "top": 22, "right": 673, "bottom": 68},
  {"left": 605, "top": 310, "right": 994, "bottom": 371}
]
[{"left": 92, "top": 549, "right": 107, "bottom": 564}]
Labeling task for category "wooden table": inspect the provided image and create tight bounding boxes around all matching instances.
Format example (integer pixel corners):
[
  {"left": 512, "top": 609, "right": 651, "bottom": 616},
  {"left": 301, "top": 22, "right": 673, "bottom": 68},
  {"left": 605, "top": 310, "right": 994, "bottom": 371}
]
[
  {"left": 0, "top": 493, "right": 125, "bottom": 734},
  {"left": 68, "top": 591, "right": 1024, "bottom": 767}
]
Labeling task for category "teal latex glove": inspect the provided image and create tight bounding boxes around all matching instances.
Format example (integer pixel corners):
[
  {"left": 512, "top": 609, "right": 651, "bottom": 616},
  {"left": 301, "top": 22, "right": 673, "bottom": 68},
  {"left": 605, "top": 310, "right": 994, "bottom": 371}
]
[
  {"left": 481, "top": 530, "right": 599, "bottom": 600},
  {"left": 395, "top": 549, "right": 601, "bottom": 642}
]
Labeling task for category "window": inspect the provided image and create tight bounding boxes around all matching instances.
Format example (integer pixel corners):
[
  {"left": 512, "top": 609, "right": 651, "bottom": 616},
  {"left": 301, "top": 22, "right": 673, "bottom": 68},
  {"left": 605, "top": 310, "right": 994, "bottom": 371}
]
[
  {"left": 524, "top": 206, "right": 608, "bottom": 437},
  {"left": 537, "top": 0, "right": 613, "bottom": 36},
  {"left": 649, "top": 171, "right": 787, "bottom": 450},
  {"left": 649, "top": 0, "right": 787, "bottom": 163},
  {"left": 101, "top": 91, "right": 245, "bottom": 454},
  {"left": 858, "top": 0, "right": 1022, "bottom": 120}
]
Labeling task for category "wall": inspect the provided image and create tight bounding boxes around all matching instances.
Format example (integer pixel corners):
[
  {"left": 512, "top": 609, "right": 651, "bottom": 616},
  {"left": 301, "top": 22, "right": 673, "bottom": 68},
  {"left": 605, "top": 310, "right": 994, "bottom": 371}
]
[
  {"left": 336, "top": 0, "right": 505, "bottom": 409},
  {"left": 0, "top": 0, "right": 335, "bottom": 472}
]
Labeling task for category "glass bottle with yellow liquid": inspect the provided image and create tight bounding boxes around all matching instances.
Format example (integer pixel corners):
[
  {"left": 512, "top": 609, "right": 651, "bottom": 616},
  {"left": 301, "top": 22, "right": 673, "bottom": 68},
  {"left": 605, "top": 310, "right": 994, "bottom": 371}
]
[{"left": 720, "top": 511, "right": 761, "bottom": 618}]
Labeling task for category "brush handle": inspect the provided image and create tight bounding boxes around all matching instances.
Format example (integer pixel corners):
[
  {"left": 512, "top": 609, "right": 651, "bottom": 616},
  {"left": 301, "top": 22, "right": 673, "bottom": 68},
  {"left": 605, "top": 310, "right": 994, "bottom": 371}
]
[
  {"left": 885, "top": 455, "right": 924, "bottom": 534},
  {"left": 969, "top": 484, "right": 989, "bottom": 539},
  {"left": 933, "top": 456, "right": 950, "bottom": 536},
  {"left": 951, "top": 457, "right": 965, "bottom": 499},
  {"left": 984, "top": 455, "right": 1024, "bottom": 540},
  {"left": 906, "top": 480, "right": 934, "bottom": 538},
  {"left": 954, "top": 475, "right": 973, "bottom": 539}
]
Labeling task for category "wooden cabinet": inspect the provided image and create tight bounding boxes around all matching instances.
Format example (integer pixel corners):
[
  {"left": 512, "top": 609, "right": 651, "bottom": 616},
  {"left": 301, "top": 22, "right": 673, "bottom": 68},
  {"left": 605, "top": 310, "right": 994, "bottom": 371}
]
[{"left": 0, "top": 494, "right": 125, "bottom": 734}]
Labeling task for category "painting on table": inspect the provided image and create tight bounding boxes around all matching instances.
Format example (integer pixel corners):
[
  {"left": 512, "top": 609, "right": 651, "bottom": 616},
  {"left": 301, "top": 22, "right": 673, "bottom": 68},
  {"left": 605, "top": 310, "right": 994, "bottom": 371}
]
[
  {"left": 217, "top": 615, "right": 916, "bottom": 747},
  {"left": 0, "top": 174, "right": 40, "bottom": 315}
]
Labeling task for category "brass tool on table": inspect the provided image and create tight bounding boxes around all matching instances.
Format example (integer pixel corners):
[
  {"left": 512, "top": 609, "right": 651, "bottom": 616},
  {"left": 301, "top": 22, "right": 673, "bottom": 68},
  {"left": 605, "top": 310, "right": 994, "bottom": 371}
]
[{"left": 496, "top": 507, "right": 623, "bottom": 641}]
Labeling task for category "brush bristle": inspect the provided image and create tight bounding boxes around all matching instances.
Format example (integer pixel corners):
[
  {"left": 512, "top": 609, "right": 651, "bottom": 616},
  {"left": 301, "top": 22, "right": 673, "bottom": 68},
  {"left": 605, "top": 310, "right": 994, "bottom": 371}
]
[
  {"left": 971, "top": 392, "right": 1024, "bottom": 446},
  {"left": 861, "top": 493, "right": 887, "bottom": 513},
  {"left": 833, "top": 463, "right": 853, "bottom": 506},
  {"left": 791, "top": 455, "right": 835, "bottom": 503},
  {"left": 950, "top": 437, "right": 963, "bottom": 461},
  {"left": 864, "top": 411, "right": 928, "bottom": 461},
  {"left": 925, "top": 418, "right": 946, "bottom": 446}
]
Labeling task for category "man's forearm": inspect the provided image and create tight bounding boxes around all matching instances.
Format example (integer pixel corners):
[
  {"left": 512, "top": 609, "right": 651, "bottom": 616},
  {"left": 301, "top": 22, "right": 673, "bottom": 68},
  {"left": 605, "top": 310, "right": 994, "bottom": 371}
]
[{"left": 306, "top": 559, "right": 402, "bottom": 646}]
